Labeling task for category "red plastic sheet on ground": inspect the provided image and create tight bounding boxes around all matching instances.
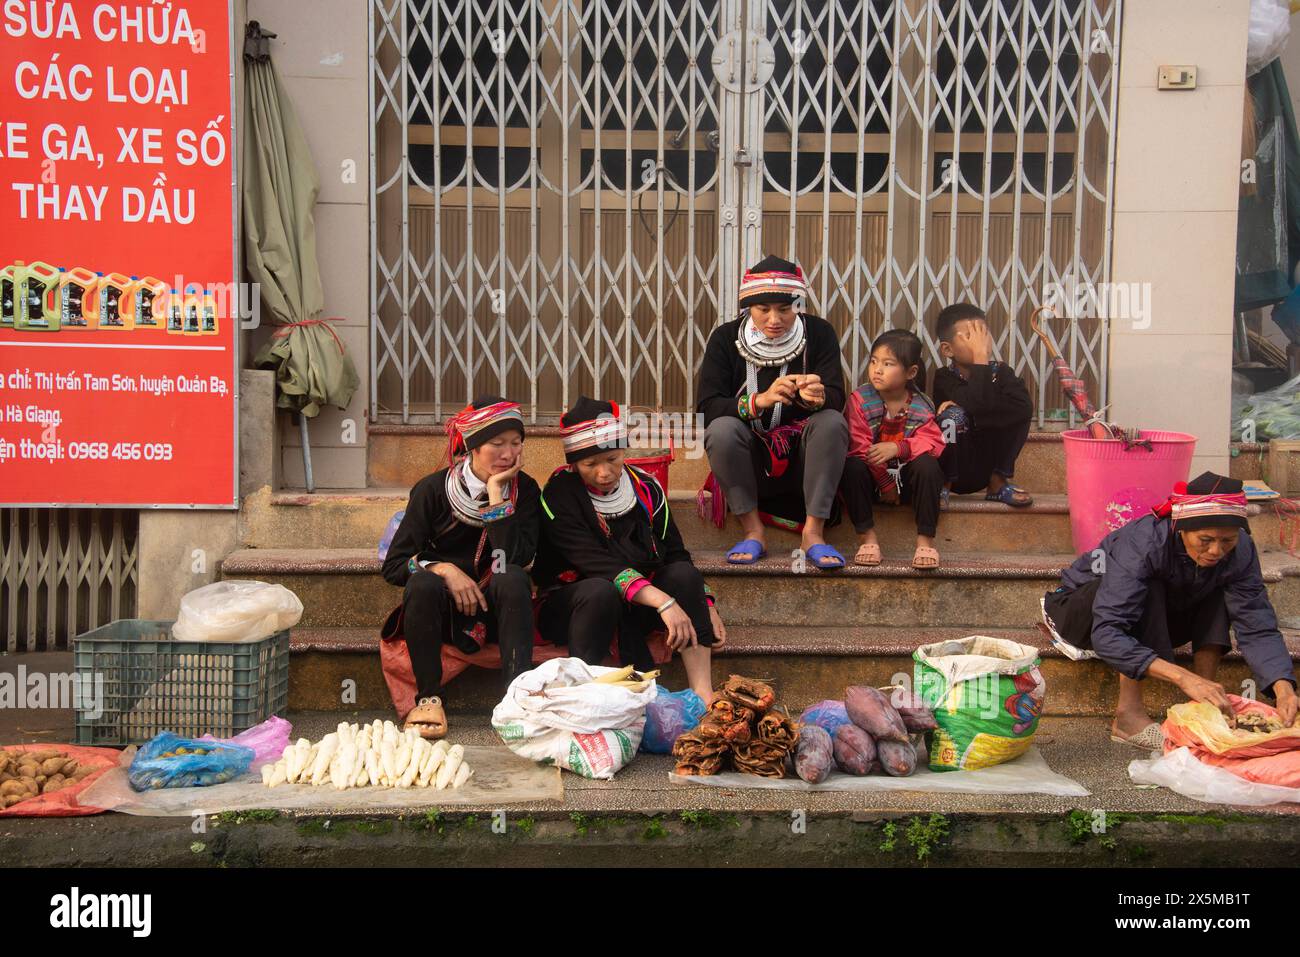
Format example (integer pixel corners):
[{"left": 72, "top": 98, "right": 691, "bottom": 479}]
[
  {"left": 379, "top": 602, "right": 671, "bottom": 721},
  {"left": 0, "top": 744, "right": 121, "bottom": 817},
  {"left": 1162, "top": 695, "right": 1300, "bottom": 788}
]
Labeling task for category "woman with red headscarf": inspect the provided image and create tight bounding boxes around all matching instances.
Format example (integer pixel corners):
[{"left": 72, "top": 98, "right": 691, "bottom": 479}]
[
  {"left": 1041, "top": 472, "right": 1297, "bottom": 748},
  {"left": 532, "top": 396, "right": 725, "bottom": 703},
  {"left": 381, "top": 395, "right": 540, "bottom": 738}
]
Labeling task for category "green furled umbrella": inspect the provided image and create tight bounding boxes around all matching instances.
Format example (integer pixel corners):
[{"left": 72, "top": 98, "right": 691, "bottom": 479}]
[{"left": 242, "top": 22, "right": 358, "bottom": 486}]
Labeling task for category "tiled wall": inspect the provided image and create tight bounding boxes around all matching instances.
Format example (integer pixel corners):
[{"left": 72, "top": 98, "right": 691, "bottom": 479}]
[
  {"left": 1109, "top": 0, "right": 1250, "bottom": 475},
  {"left": 247, "top": 0, "right": 370, "bottom": 489}
]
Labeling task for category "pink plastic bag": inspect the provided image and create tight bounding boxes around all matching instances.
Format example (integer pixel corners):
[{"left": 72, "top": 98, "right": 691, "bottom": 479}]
[{"left": 199, "top": 716, "right": 292, "bottom": 772}]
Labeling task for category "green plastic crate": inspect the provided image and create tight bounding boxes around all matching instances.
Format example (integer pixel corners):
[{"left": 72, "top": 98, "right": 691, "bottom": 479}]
[{"left": 73, "top": 619, "right": 290, "bottom": 746}]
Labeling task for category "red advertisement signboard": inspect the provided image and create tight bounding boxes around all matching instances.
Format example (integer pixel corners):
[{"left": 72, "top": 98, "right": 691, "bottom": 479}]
[{"left": 0, "top": 0, "right": 237, "bottom": 507}]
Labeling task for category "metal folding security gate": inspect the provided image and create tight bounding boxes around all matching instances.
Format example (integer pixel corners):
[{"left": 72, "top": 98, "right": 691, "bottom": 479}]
[
  {"left": 2, "top": 508, "right": 139, "bottom": 651},
  {"left": 370, "top": 0, "right": 1122, "bottom": 425}
]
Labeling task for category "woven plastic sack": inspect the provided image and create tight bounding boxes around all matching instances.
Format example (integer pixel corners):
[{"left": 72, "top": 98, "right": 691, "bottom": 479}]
[
  {"left": 491, "top": 657, "right": 656, "bottom": 779},
  {"left": 914, "top": 635, "right": 1045, "bottom": 772},
  {"left": 641, "top": 688, "right": 706, "bottom": 753},
  {"left": 172, "top": 580, "right": 303, "bottom": 643}
]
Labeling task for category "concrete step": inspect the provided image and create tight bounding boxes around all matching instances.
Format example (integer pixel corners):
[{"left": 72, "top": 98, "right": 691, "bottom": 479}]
[
  {"left": 221, "top": 546, "right": 1300, "bottom": 632},
  {"left": 368, "top": 424, "right": 1074, "bottom": 493},
  {"left": 242, "top": 483, "right": 1286, "bottom": 558},
  {"left": 243, "top": 486, "right": 1077, "bottom": 554},
  {"left": 284, "top": 623, "right": 1300, "bottom": 717},
  {"left": 367, "top": 427, "right": 1268, "bottom": 497}
]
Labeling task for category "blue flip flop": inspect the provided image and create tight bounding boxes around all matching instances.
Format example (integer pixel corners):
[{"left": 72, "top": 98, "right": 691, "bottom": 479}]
[
  {"left": 986, "top": 483, "right": 1033, "bottom": 508},
  {"left": 806, "top": 543, "right": 846, "bottom": 570},
  {"left": 726, "top": 539, "right": 767, "bottom": 564}
]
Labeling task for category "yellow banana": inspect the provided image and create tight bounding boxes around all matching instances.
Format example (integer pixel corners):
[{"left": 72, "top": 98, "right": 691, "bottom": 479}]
[{"left": 605, "top": 670, "right": 661, "bottom": 692}]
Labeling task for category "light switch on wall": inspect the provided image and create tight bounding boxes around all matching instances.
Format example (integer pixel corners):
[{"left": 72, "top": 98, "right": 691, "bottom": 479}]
[{"left": 1158, "top": 65, "right": 1198, "bottom": 90}]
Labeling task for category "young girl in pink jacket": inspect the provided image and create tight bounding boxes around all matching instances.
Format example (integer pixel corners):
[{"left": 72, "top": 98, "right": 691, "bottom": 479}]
[{"left": 840, "top": 330, "right": 947, "bottom": 569}]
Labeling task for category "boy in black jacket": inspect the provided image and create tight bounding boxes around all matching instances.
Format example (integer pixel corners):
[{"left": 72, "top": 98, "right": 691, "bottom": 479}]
[{"left": 932, "top": 303, "right": 1034, "bottom": 507}]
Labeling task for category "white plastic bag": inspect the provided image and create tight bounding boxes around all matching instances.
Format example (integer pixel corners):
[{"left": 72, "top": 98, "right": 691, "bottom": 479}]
[
  {"left": 1247, "top": 0, "right": 1290, "bottom": 76},
  {"left": 172, "top": 580, "right": 303, "bottom": 643},
  {"left": 491, "top": 657, "right": 657, "bottom": 779},
  {"left": 1129, "top": 746, "right": 1300, "bottom": 806}
]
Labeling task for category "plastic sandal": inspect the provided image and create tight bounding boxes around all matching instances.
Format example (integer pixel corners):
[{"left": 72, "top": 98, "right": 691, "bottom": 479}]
[
  {"left": 911, "top": 546, "right": 940, "bottom": 570},
  {"left": 986, "top": 482, "right": 1033, "bottom": 508},
  {"left": 1109, "top": 722, "right": 1163, "bottom": 751},
  {"left": 853, "top": 542, "right": 882, "bottom": 566},
  {"left": 726, "top": 539, "right": 767, "bottom": 565},
  {"left": 404, "top": 696, "right": 448, "bottom": 740},
  {"left": 806, "top": 543, "right": 846, "bottom": 570}
]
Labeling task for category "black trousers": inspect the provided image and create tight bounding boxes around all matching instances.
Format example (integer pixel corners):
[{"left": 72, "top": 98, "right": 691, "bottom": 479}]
[
  {"left": 1043, "top": 577, "right": 1231, "bottom": 673},
  {"left": 402, "top": 564, "right": 535, "bottom": 699},
  {"left": 939, "top": 415, "right": 1031, "bottom": 493},
  {"left": 839, "top": 454, "right": 944, "bottom": 537},
  {"left": 537, "top": 561, "right": 716, "bottom": 672}
]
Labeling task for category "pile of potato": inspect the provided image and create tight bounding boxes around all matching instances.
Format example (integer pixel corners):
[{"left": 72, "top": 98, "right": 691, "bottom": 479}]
[{"left": 0, "top": 748, "right": 97, "bottom": 808}]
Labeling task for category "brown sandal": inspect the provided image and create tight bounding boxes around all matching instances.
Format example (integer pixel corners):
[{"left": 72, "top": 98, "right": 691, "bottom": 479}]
[
  {"left": 854, "top": 542, "right": 882, "bottom": 566},
  {"left": 404, "top": 696, "right": 448, "bottom": 740},
  {"left": 911, "top": 546, "right": 940, "bottom": 570}
]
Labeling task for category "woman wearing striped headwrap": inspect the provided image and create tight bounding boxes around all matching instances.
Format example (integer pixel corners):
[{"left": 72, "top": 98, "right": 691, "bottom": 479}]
[
  {"left": 532, "top": 396, "right": 726, "bottom": 703},
  {"left": 1041, "top": 473, "right": 1297, "bottom": 749},
  {"left": 695, "top": 254, "right": 850, "bottom": 569},
  {"left": 380, "top": 395, "right": 540, "bottom": 738}
]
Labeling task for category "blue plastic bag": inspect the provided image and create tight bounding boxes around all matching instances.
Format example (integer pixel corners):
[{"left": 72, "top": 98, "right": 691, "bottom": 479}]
[
  {"left": 378, "top": 509, "right": 405, "bottom": 561},
  {"left": 641, "top": 688, "right": 706, "bottom": 753},
  {"left": 799, "top": 700, "right": 851, "bottom": 740},
  {"left": 128, "top": 732, "right": 255, "bottom": 792}
]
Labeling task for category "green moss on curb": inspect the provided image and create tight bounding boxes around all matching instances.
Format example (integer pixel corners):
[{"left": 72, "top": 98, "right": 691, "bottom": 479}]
[{"left": 213, "top": 809, "right": 281, "bottom": 826}]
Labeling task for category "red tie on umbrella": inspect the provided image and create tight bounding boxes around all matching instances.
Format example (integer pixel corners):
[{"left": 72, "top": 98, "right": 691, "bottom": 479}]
[{"left": 1029, "top": 306, "right": 1119, "bottom": 441}]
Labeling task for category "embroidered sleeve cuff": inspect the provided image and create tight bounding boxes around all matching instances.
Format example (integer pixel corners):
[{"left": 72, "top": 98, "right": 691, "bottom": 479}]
[
  {"left": 479, "top": 500, "right": 515, "bottom": 523},
  {"left": 738, "top": 393, "right": 757, "bottom": 420},
  {"left": 614, "top": 568, "right": 648, "bottom": 600},
  {"left": 895, "top": 438, "right": 911, "bottom": 460},
  {"left": 703, "top": 582, "right": 717, "bottom": 608},
  {"left": 407, "top": 556, "right": 421, "bottom": 575}
]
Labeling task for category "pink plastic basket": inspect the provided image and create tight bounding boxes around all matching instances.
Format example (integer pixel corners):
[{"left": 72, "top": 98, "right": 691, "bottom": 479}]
[
  {"left": 625, "top": 419, "right": 675, "bottom": 493},
  {"left": 1062, "top": 429, "right": 1197, "bottom": 553}
]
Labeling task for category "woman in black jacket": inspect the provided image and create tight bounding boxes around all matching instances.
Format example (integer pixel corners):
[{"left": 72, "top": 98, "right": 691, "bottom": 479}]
[
  {"left": 533, "top": 396, "right": 726, "bottom": 703},
  {"left": 696, "top": 254, "right": 850, "bottom": 569},
  {"left": 381, "top": 396, "right": 540, "bottom": 738}
]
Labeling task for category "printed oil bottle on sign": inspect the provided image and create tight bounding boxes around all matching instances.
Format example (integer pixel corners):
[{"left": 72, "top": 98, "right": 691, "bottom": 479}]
[
  {"left": 15, "top": 261, "right": 61, "bottom": 331},
  {"left": 61, "top": 266, "right": 99, "bottom": 327},
  {"left": 166, "top": 288, "right": 184, "bottom": 333},
  {"left": 96, "top": 271, "right": 134, "bottom": 330},
  {"left": 130, "top": 276, "right": 166, "bottom": 328},
  {"left": 201, "top": 288, "right": 218, "bottom": 334},
  {"left": 0, "top": 264, "right": 15, "bottom": 328},
  {"left": 182, "top": 286, "right": 202, "bottom": 335}
]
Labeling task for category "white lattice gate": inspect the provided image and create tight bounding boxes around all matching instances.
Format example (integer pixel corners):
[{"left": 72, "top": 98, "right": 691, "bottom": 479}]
[{"left": 370, "top": 0, "right": 1122, "bottom": 425}]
